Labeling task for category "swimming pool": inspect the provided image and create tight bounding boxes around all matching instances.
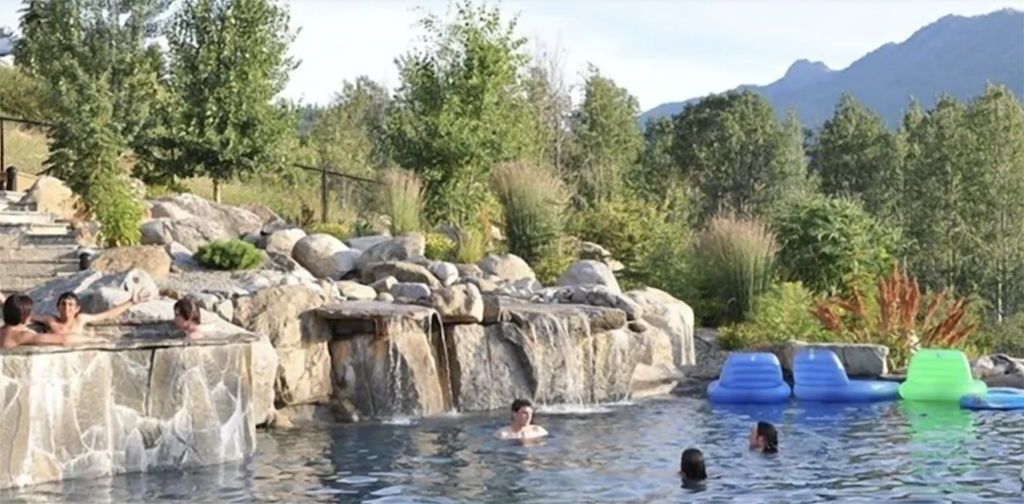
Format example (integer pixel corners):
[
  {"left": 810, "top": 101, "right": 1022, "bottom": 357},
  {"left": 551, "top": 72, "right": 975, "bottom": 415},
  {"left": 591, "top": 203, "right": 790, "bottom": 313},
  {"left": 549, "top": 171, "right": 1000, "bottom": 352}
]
[{"left": 3, "top": 397, "right": 1022, "bottom": 503}]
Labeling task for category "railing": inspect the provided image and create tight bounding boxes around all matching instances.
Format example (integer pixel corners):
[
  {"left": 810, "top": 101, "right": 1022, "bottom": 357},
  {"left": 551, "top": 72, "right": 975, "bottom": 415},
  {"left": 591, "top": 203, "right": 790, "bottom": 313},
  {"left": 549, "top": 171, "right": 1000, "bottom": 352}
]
[{"left": 0, "top": 115, "right": 379, "bottom": 223}]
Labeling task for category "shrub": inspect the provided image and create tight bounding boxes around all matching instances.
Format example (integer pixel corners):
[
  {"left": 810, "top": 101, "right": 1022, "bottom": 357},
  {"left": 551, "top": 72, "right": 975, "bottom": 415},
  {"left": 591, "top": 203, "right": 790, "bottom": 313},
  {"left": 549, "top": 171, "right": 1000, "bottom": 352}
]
[
  {"left": 379, "top": 168, "right": 423, "bottom": 236},
  {"left": 194, "top": 239, "right": 264, "bottom": 271},
  {"left": 307, "top": 222, "right": 351, "bottom": 242},
  {"left": 424, "top": 232, "right": 457, "bottom": 261},
  {"left": 571, "top": 197, "right": 661, "bottom": 286},
  {"left": 773, "top": 195, "right": 899, "bottom": 295},
  {"left": 972, "top": 311, "right": 1024, "bottom": 358},
  {"left": 812, "top": 263, "right": 978, "bottom": 369},
  {"left": 717, "top": 282, "right": 832, "bottom": 350},
  {"left": 92, "top": 179, "right": 144, "bottom": 248},
  {"left": 491, "top": 161, "right": 570, "bottom": 278},
  {"left": 693, "top": 215, "right": 779, "bottom": 326}
]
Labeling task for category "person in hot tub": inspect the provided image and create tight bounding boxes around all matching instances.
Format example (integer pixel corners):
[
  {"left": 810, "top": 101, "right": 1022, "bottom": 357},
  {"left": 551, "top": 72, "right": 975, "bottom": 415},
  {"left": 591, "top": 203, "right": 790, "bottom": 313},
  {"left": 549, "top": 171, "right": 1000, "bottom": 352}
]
[
  {"left": 1, "top": 294, "right": 105, "bottom": 349},
  {"left": 494, "top": 399, "right": 548, "bottom": 440},
  {"left": 31, "top": 291, "right": 146, "bottom": 335},
  {"left": 173, "top": 297, "right": 203, "bottom": 340}
]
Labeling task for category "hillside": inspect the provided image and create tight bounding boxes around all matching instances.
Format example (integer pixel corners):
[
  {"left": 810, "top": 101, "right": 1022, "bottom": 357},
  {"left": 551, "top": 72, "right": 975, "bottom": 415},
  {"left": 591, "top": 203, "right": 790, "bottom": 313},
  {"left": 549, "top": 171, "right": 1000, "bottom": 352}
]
[{"left": 640, "top": 8, "right": 1024, "bottom": 129}]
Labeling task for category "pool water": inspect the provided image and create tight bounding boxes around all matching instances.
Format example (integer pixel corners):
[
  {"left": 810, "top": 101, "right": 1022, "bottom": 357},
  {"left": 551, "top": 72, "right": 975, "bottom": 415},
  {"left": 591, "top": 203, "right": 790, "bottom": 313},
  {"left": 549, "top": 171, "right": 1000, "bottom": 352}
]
[{"left": 3, "top": 397, "right": 1022, "bottom": 503}]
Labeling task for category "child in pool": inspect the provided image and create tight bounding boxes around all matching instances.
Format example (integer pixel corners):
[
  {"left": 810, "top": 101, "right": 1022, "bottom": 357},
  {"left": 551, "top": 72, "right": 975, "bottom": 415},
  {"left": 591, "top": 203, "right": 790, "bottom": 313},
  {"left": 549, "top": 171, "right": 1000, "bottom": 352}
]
[
  {"left": 679, "top": 448, "right": 707, "bottom": 488},
  {"left": 749, "top": 421, "right": 778, "bottom": 453}
]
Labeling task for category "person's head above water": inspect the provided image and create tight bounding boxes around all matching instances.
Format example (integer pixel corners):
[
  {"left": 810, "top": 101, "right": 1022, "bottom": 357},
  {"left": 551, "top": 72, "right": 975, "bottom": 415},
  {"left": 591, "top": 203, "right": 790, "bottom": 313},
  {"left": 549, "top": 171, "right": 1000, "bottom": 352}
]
[
  {"left": 749, "top": 421, "right": 778, "bottom": 453},
  {"left": 56, "top": 292, "right": 82, "bottom": 320},
  {"left": 679, "top": 448, "right": 707, "bottom": 482},
  {"left": 173, "top": 297, "right": 201, "bottom": 331},
  {"left": 2, "top": 294, "right": 33, "bottom": 326},
  {"left": 510, "top": 398, "right": 534, "bottom": 428}
]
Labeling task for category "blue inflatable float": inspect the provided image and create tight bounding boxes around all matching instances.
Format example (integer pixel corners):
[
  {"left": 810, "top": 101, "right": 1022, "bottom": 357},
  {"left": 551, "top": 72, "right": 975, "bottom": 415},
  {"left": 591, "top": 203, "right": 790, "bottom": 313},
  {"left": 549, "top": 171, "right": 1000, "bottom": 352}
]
[
  {"left": 792, "top": 348, "right": 900, "bottom": 403},
  {"left": 708, "top": 352, "right": 792, "bottom": 404},
  {"left": 959, "top": 387, "right": 1024, "bottom": 411}
]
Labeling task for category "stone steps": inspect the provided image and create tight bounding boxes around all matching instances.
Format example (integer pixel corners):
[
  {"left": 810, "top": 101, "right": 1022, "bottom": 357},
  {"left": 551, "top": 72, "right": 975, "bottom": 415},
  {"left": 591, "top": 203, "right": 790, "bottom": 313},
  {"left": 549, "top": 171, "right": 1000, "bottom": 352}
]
[
  {"left": 0, "top": 245, "right": 80, "bottom": 263},
  {"left": 0, "top": 210, "right": 55, "bottom": 225},
  {"left": 0, "top": 221, "right": 71, "bottom": 236},
  {"left": 0, "top": 191, "right": 33, "bottom": 212},
  {"left": 1, "top": 272, "right": 77, "bottom": 295}
]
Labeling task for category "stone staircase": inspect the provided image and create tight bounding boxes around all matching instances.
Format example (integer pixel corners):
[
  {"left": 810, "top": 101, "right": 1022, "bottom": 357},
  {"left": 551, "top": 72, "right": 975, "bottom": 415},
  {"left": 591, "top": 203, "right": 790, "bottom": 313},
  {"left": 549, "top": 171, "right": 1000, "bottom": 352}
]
[{"left": 0, "top": 190, "right": 83, "bottom": 297}]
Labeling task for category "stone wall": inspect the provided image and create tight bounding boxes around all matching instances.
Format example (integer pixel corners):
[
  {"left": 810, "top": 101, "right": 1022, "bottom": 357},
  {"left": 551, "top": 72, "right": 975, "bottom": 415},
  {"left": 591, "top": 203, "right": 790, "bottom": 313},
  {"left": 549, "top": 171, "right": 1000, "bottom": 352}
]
[{"left": 0, "top": 333, "right": 257, "bottom": 490}]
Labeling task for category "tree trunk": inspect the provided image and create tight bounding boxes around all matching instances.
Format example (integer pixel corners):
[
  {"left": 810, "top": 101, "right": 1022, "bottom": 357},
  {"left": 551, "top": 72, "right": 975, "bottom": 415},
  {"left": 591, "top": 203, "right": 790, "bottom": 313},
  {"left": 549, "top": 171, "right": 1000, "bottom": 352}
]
[{"left": 213, "top": 179, "right": 222, "bottom": 203}]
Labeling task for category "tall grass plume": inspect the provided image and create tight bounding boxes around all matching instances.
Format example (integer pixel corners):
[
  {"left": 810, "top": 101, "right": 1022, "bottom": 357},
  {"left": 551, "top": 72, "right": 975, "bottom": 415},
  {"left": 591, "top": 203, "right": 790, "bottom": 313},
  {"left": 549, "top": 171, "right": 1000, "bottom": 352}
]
[
  {"left": 379, "top": 168, "right": 423, "bottom": 235},
  {"left": 694, "top": 214, "right": 778, "bottom": 325},
  {"left": 491, "top": 161, "right": 570, "bottom": 282}
]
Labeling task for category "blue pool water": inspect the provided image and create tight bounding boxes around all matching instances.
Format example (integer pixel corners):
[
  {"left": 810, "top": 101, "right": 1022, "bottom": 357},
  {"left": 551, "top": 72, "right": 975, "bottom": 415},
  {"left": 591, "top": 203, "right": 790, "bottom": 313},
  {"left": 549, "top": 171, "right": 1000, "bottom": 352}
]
[{"left": 3, "top": 397, "right": 1023, "bottom": 503}]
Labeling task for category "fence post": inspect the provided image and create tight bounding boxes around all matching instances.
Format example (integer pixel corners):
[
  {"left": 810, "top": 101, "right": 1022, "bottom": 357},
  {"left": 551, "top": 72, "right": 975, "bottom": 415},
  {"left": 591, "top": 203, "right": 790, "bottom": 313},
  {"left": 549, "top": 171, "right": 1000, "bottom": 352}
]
[
  {"left": 1, "top": 118, "right": 5, "bottom": 171},
  {"left": 320, "top": 164, "right": 328, "bottom": 224}
]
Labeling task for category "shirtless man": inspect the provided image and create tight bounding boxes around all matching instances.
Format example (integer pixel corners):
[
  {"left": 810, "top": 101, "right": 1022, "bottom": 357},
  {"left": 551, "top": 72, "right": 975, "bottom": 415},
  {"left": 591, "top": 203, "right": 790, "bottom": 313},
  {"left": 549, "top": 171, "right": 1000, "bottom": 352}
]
[
  {"left": 494, "top": 399, "right": 548, "bottom": 440},
  {"left": 0, "top": 294, "right": 68, "bottom": 349},
  {"left": 31, "top": 290, "right": 146, "bottom": 335}
]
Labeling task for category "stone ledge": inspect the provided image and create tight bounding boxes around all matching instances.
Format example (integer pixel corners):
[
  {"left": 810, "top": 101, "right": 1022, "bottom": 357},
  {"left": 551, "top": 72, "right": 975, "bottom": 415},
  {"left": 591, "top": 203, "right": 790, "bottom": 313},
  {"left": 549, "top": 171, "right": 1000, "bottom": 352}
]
[{"left": 0, "top": 332, "right": 259, "bottom": 356}]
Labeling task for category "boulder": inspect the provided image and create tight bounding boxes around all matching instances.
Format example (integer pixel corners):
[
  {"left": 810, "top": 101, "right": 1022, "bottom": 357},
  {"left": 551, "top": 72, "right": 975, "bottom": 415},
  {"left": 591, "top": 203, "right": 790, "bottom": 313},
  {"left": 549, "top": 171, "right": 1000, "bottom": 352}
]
[
  {"left": 627, "top": 287, "right": 696, "bottom": 367},
  {"left": 165, "top": 242, "right": 199, "bottom": 271},
  {"left": 427, "top": 283, "right": 484, "bottom": 323},
  {"left": 360, "top": 261, "right": 442, "bottom": 289},
  {"left": 20, "top": 175, "right": 84, "bottom": 222},
  {"left": 533, "top": 285, "right": 643, "bottom": 321},
  {"left": 429, "top": 261, "right": 459, "bottom": 287},
  {"left": 354, "top": 233, "right": 426, "bottom": 271},
  {"left": 91, "top": 245, "right": 172, "bottom": 281},
  {"left": 336, "top": 280, "right": 377, "bottom": 301},
  {"left": 391, "top": 282, "right": 432, "bottom": 303},
  {"left": 263, "top": 228, "right": 306, "bottom": 256},
  {"left": 233, "top": 285, "right": 334, "bottom": 408},
  {"left": 765, "top": 340, "right": 889, "bottom": 378},
  {"left": 345, "top": 235, "right": 390, "bottom": 252},
  {"left": 972, "top": 354, "right": 1024, "bottom": 389},
  {"left": 291, "top": 233, "right": 356, "bottom": 279},
  {"left": 477, "top": 253, "right": 535, "bottom": 282},
  {"left": 25, "top": 268, "right": 160, "bottom": 315},
  {"left": 557, "top": 260, "right": 621, "bottom": 294}
]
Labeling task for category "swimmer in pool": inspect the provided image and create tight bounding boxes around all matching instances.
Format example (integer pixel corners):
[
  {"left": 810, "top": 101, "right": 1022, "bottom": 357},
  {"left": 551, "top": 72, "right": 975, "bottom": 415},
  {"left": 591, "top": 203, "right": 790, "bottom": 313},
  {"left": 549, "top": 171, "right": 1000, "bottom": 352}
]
[
  {"left": 494, "top": 399, "right": 548, "bottom": 440},
  {"left": 749, "top": 421, "right": 779, "bottom": 453},
  {"left": 679, "top": 448, "right": 708, "bottom": 488},
  {"left": 173, "top": 297, "right": 203, "bottom": 340},
  {"left": 32, "top": 290, "right": 147, "bottom": 336},
  {"left": 1, "top": 294, "right": 71, "bottom": 349}
]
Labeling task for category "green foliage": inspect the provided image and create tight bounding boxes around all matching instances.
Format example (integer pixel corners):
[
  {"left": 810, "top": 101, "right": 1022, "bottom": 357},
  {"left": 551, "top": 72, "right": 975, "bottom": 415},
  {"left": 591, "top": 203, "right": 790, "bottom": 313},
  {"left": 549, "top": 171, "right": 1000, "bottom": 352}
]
[
  {"left": 195, "top": 239, "right": 264, "bottom": 270},
  {"left": 307, "top": 222, "right": 351, "bottom": 242},
  {"left": 717, "top": 282, "right": 831, "bottom": 350},
  {"left": 572, "top": 197, "right": 660, "bottom": 285},
  {"left": 0, "top": 65, "right": 58, "bottom": 120},
  {"left": 92, "top": 180, "right": 145, "bottom": 247},
  {"left": 385, "top": 0, "right": 539, "bottom": 226},
  {"left": 671, "top": 91, "right": 808, "bottom": 222},
  {"left": 424, "top": 232, "right": 457, "bottom": 262},
  {"left": 972, "top": 311, "right": 1024, "bottom": 358},
  {"left": 491, "top": 161, "right": 570, "bottom": 281},
  {"left": 378, "top": 168, "right": 423, "bottom": 235},
  {"left": 693, "top": 215, "right": 779, "bottom": 326},
  {"left": 773, "top": 194, "right": 898, "bottom": 295},
  {"left": 155, "top": 0, "right": 296, "bottom": 194}
]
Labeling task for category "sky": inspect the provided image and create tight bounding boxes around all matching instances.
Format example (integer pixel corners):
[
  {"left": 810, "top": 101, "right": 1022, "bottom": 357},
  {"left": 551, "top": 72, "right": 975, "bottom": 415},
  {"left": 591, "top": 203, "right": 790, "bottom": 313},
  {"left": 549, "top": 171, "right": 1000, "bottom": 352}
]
[{"left": 1, "top": 0, "right": 1019, "bottom": 111}]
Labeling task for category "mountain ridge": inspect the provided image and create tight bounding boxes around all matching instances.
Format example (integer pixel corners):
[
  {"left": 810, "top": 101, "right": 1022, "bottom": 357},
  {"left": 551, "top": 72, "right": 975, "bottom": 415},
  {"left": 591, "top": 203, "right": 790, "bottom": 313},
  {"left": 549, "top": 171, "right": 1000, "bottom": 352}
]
[{"left": 639, "top": 8, "right": 1024, "bottom": 129}]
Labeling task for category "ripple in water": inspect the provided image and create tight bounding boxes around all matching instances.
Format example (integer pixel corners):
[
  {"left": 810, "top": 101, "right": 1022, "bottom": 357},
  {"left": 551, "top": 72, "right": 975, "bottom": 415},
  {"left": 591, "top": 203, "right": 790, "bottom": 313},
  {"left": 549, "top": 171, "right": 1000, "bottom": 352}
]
[{"left": 2, "top": 399, "right": 1022, "bottom": 503}]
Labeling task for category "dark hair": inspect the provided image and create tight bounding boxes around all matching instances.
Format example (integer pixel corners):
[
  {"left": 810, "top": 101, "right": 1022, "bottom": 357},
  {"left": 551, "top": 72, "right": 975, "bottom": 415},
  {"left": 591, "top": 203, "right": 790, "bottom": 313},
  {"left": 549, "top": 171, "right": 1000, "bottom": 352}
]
[
  {"left": 757, "top": 421, "right": 779, "bottom": 453},
  {"left": 3, "top": 294, "right": 33, "bottom": 325},
  {"left": 680, "top": 448, "right": 707, "bottom": 481},
  {"left": 511, "top": 398, "right": 533, "bottom": 412},
  {"left": 57, "top": 292, "right": 80, "bottom": 306},
  {"left": 174, "top": 297, "right": 201, "bottom": 325}
]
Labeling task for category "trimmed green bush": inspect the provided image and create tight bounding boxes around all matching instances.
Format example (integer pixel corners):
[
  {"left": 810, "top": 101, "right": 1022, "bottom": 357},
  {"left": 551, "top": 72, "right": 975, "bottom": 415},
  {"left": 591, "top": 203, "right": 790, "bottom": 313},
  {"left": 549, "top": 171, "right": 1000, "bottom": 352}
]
[
  {"left": 195, "top": 239, "right": 264, "bottom": 271},
  {"left": 424, "top": 232, "right": 457, "bottom": 261}
]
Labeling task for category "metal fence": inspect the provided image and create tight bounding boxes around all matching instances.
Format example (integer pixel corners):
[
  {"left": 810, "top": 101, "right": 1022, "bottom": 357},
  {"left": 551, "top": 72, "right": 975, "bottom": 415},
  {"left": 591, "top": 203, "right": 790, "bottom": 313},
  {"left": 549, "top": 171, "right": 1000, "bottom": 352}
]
[{"left": 0, "top": 115, "right": 379, "bottom": 223}]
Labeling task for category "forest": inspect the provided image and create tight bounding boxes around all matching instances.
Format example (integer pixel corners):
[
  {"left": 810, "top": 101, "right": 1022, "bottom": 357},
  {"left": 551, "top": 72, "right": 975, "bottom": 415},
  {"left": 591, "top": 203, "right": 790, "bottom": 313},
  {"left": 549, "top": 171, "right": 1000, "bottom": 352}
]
[{"left": 1, "top": 0, "right": 1021, "bottom": 365}]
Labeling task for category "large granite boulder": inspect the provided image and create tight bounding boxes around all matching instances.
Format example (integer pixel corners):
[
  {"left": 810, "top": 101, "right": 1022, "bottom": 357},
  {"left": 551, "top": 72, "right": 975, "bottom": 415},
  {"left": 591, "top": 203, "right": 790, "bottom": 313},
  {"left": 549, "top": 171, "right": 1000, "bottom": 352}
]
[
  {"left": 291, "top": 233, "right": 359, "bottom": 279},
  {"left": 626, "top": 287, "right": 696, "bottom": 368},
  {"left": 477, "top": 253, "right": 535, "bottom": 282},
  {"left": 233, "top": 285, "right": 334, "bottom": 412},
  {"left": 20, "top": 175, "right": 84, "bottom": 223},
  {"left": 532, "top": 285, "right": 643, "bottom": 321},
  {"left": 354, "top": 233, "right": 426, "bottom": 271},
  {"left": 262, "top": 228, "right": 306, "bottom": 256},
  {"left": 556, "top": 260, "right": 621, "bottom": 294},
  {"left": 25, "top": 268, "right": 161, "bottom": 315},
  {"left": 91, "top": 245, "right": 173, "bottom": 281},
  {"left": 141, "top": 194, "right": 266, "bottom": 251},
  {"left": 971, "top": 354, "right": 1024, "bottom": 389}
]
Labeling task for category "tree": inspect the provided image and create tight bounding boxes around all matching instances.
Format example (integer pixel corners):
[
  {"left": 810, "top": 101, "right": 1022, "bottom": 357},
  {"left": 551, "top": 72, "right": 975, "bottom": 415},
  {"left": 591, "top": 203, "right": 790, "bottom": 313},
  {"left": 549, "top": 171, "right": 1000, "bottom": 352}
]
[
  {"left": 158, "top": 0, "right": 296, "bottom": 201},
  {"left": 671, "top": 91, "right": 807, "bottom": 223},
  {"left": 384, "top": 0, "right": 537, "bottom": 226},
  {"left": 963, "top": 84, "right": 1024, "bottom": 319},
  {"left": 567, "top": 64, "right": 643, "bottom": 207},
  {"left": 809, "top": 93, "right": 903, "bottom": 222},
  {"left": 522, "top": 41, "right": 573, "bottom": 176}
]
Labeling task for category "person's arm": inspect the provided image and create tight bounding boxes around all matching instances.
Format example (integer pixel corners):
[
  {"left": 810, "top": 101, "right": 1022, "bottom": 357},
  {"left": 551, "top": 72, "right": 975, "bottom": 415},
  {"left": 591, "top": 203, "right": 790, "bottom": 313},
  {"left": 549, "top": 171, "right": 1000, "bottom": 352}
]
[
  {"left": 80, "top": 298, "right": 136, "bottom": 324},
  {"left": 18, "top": 332, "right": 66, "bottom": 347},
  {"left": 30, "top": 313, "right": 56, "bottom": 326}
]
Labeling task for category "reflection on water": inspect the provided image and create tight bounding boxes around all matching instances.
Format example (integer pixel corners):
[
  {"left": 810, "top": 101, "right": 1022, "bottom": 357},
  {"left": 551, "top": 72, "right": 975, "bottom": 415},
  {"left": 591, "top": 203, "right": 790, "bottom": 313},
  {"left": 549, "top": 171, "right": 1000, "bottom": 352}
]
[{"left": 3, "top": 397, "right": 1022, "bottom": 503}]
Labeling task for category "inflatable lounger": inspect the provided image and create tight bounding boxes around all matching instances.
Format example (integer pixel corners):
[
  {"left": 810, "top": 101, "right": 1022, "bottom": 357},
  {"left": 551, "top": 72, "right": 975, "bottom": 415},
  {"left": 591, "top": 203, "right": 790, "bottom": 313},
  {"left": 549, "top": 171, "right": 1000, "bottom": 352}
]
[
  {"left": 792, "top": 348, "right": 900, "bottom": 403},
  {"left": 708, "top": 352, "right": 791, "bottom": 404},
  {"left": 959, "top": 387, "right": 1024, "bottom": 411},
  {"left": 899, "top": 349, "right": 987, "bottom": 402}
]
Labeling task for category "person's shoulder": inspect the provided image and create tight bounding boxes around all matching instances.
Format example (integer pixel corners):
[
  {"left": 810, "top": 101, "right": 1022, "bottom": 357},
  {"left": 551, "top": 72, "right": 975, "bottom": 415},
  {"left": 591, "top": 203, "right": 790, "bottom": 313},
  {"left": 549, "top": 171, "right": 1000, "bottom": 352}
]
[{"left": 530, "top": 425, "right": 549, "bottom": 436}]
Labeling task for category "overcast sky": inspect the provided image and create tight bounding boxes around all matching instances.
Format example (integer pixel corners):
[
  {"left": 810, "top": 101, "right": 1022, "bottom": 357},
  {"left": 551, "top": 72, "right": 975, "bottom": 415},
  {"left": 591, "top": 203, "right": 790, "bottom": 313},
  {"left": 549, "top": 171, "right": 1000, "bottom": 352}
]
[{"left": 1, "top": 0, "right": 1018, "bottom": 110}]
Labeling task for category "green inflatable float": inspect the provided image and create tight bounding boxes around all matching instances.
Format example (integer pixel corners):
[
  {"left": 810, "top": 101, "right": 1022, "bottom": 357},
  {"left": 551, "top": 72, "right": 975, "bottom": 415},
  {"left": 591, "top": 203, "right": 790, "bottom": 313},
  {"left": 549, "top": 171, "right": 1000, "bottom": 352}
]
[{"left": 899, "top": 349, "right": 987, "bottom": 402}]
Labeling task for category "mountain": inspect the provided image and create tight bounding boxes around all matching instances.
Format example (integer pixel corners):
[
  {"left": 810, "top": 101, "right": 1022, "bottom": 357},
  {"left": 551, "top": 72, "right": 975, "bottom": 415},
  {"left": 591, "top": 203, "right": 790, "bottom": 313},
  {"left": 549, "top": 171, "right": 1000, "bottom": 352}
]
[{"left": 639, "top": 8, "right": 1024, "bottom": 129}]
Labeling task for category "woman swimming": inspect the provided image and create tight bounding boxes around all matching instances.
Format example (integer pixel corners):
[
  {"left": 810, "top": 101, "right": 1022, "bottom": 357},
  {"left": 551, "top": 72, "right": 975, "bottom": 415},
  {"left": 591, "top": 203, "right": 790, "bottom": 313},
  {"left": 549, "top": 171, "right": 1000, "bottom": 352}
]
[{"left": 749, "top": 421, "right": 779, "bottom": 453}]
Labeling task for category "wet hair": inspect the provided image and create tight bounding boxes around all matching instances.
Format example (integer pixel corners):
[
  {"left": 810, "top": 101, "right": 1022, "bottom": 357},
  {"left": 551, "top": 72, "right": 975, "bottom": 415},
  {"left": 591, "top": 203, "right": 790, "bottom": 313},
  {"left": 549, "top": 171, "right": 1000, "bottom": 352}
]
[
  {"left": 757, "top": 421, "right": 779, "bottom": 454},
  {"left": 680, "top": 448, "right": 707, "bottom": 481},
  {"left": 57, "top": 292, "right": 80, "bottom": 306},
  {"left": 511, "top": 398, "right": 533, "bottom": 413},
  {"left": 3, "top": 294, "right": 34, "bottom": 325},
  {"left": 174, "top": 297, "right": 201, "bottom": 325}
]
